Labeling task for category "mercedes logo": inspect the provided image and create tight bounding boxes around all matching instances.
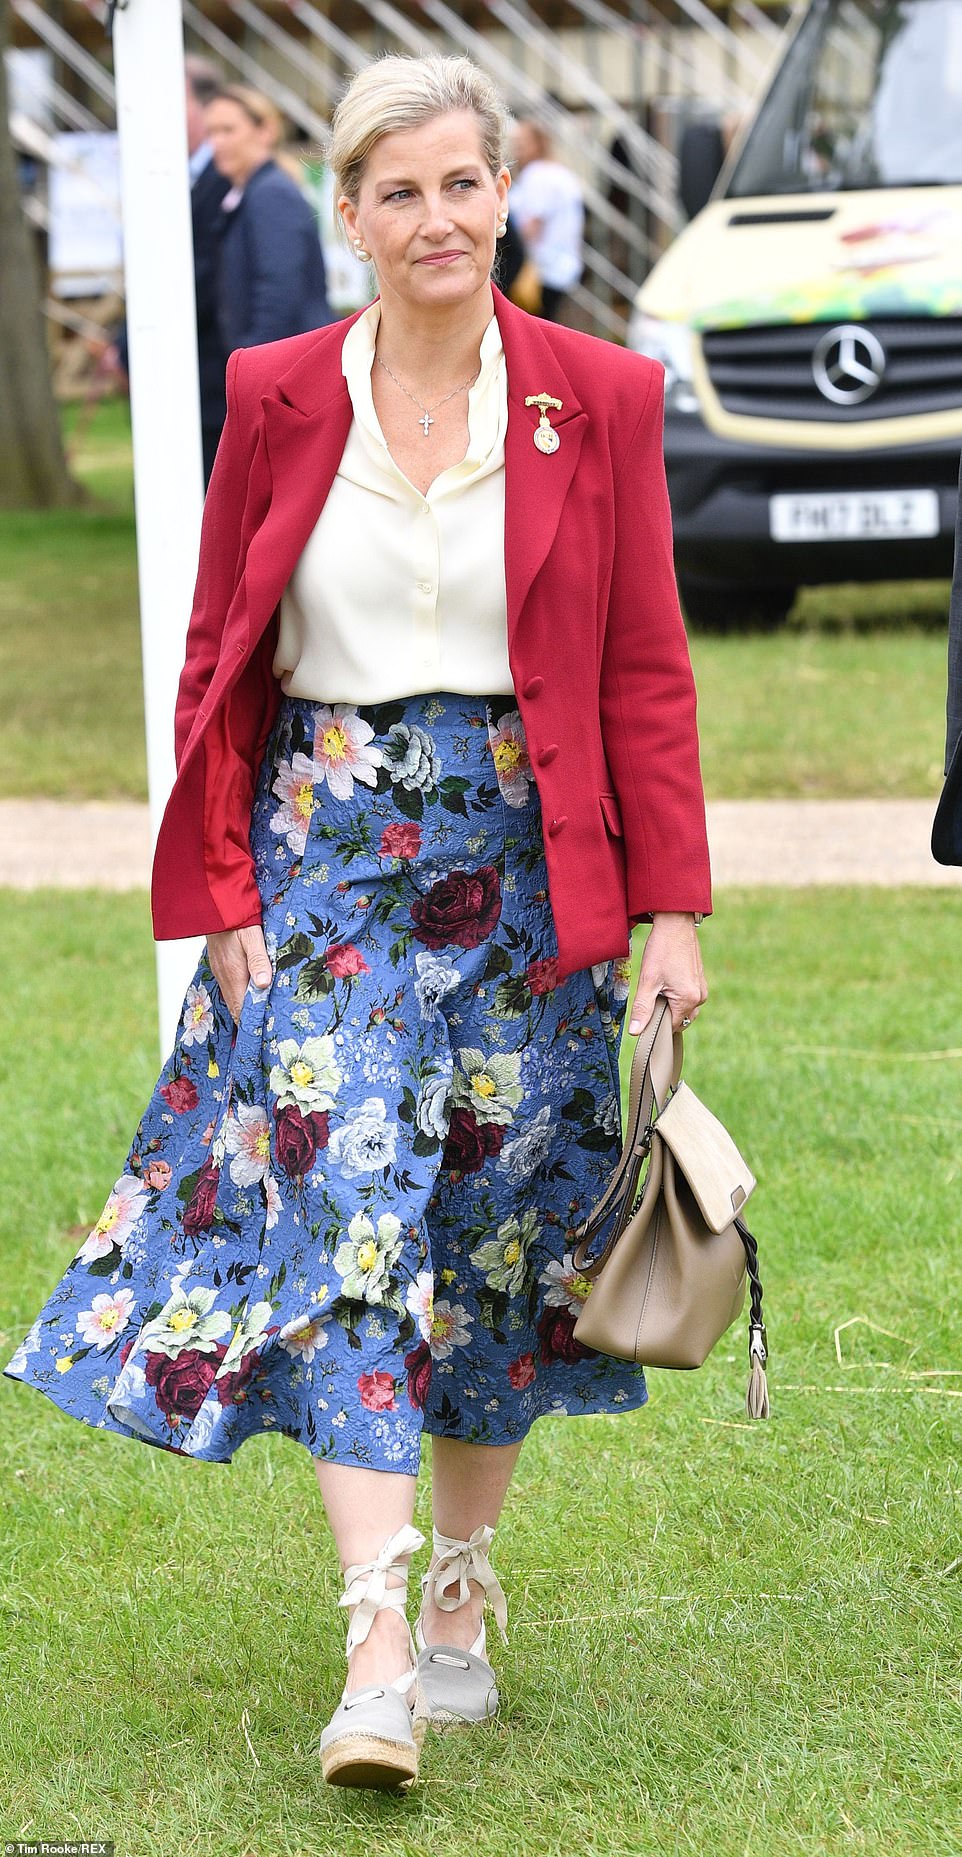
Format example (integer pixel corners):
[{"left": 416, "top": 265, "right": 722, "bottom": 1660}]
[{"left": 812, "top": 325, "right": 886, "bottom": 405}]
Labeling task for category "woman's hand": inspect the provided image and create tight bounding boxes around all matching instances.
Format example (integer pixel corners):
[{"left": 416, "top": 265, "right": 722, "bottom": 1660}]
[
  {"left": 207, "top": 925, "right": 273, "bottom": 1025},
  {"left": 628, "top": 912, "right": 707, "bottom": 1035}
]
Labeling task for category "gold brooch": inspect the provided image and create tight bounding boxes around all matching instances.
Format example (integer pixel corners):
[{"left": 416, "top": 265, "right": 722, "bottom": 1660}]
[{"left": 525, "top": 392, "right": 563, "bottom": 454}]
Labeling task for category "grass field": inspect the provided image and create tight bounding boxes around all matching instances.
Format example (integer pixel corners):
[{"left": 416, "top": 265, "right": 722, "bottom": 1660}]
[
  {"left": 0, "top": 397, "right": 953, "bottom": 802},
  {"left": 2, "top": 888, "right": 961, "bottom": 1856}
]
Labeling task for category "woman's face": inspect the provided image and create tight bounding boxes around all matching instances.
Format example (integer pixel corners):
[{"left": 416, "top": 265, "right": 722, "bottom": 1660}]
[
  {"left": 206, "top": 99, "right": 273, "bottom": 187},
  {"left": 339, "top": 110, "right": 510, "bottom": 315}
]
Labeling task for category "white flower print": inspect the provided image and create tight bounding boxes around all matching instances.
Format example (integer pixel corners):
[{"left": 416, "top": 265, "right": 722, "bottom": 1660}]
[
  {"left": 181, "top": 983, "right": 215, "bottom": 1046},
  {"left": 612, "top": 956, "right": 632, "bottom": 1002},
  {"left": 225, "top": 1103, "right": 271, "bottom": 1187},
  {"left": 279, "top": 1316, "right": 330, "bottom": 1362},
  {"left": 313, "top": 705, "right": 382, "bottom": 801},
  {"left": 75, "top": 1288, "right": 137, "bottom": 1351},
  {"left": 405, "top": 1269, "right": 434, "bottom": 1342},
  {"left": 334, "top": 1210, "right": 404, "bottom": 1303},
  {"left": 4, "top": 1317, "right": 43, "bottom": 1375},
  {"left": 429, "top": 1299, "right": 472, "bottom": 1360},
  {"left": 270, "top": 1035, "right": 342, "bottom": 1113},
  {"left": 450, "top": 1047, "right": 523, "bottom": 1128},
  {"left": 328, "top": 1097, "right": 398, "bottom": 1177},
  {"left": 540, "top": 1254, "right": 594, "bottom": 1314},
  {"left": 264, "top": 1174, "right": 282, "bottom": 1230},
  {"left": 270, "top": 752, "right": 316, "bottom": 856},
  {"left": 77, "top": 1175, "right": 149, "bottom": 1262},
  {"left": 471, "top": 1209, "right": 540, "bottom": 1297},
  {"left": 139, "top": 1284, "right": 232, "bottom": 1359},
  {"left": 215, "top": 1299, "right": 274, "bottom": 1378},
  {"left": 414, "top": 952, "right": 461, "bottom": 1021},
  {"left": 416, "top": 1075, "right": 451, "bottom": 1143},
  {"left": 487, "top": 709, "right": 533, "bottom": 808},
  {"left": 498, "top": 1104, "right": 555, "bottom": 1184}
]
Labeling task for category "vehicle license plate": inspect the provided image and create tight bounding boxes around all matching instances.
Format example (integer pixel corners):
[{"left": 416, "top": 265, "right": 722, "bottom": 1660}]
[{"left": 769, "top": 489, "right": 939, "bottom": 542}]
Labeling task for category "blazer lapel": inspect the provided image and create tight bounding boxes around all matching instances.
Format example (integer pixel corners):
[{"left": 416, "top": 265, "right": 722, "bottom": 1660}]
[
  {"left": 492, "top": 285, "right": 587, "bottom": 647},
  {"left": 246, "top": 312, "right": 363, "bottom": 631}
]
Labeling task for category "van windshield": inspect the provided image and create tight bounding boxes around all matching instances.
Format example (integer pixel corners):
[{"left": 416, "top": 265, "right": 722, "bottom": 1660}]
[{"left": 726, "top": 0, "right": 962, "bottom": 195}]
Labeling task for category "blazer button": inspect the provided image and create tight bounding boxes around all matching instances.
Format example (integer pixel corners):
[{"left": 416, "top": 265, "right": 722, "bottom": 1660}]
[
  {"left": 537, "top": 743, "right": 559, "bottom": 766},
  {"left": 522, "top": 675, "right": 545, "bottom": 699},
  {"left": 547, "top": 815, "right": 568, "bottom": 836}
]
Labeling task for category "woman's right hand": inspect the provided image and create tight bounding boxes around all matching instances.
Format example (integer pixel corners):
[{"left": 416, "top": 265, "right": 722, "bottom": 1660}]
[{"left": 207, "top": 924, "right": 273, "bottom": 1025}]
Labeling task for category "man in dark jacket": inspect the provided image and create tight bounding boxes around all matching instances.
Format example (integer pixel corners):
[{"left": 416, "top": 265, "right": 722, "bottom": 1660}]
[{"left": 932, "top": 451, "right": 962, "bottom": 863}]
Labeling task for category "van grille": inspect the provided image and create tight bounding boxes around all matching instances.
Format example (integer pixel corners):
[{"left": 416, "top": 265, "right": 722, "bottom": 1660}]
[{"left": 701, "top": 319, "right": 962, "bottom": 422}]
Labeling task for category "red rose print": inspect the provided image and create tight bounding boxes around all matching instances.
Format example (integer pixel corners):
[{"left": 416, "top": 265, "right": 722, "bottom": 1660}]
[
  {"left": 526, "top": 957, "right": 559, "bottom": 996},
  {"left": 325, "top": 943, "right": 369, "bottom": 979},
  {"left": 213, "top": 1345, "right": 261, "bottom": 1407},
  {"left": 403, "top": 1341, "right": 432, "bottom": 1410},
  {"left": 379, "top": 821, "right": 422, "bottom": 860},
  {"left": 182, "top": 1159, "right": 220, "bottom": 1237},
  {"left": 145, "top": 1347, "right": 219, "bottom": 1420},
  {"left": 274, "top": 1104, "right": 330, "bottom": 1178},
  {"left": 161, "top": 1076, "right": 199, "bottom": 1114},
  {"left": 442, "top": 1108, "right": 506, "bottom": 1174},
  {"left": 410, "top": 866, "right": 502, "bottom": 950},
  {"left": 508, "top": 1352, "right": 537, "bottom": 1390},
  {"left": 536, "top": 1305, "right": 592, "bottom": 1366},
  {"left": 359, "top": 1369, "right": 397, "bottom": 1412}
]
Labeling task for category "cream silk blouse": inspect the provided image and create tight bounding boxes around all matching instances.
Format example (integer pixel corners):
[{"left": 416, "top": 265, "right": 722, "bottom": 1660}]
[{"left": 272, "top": 300, "right": 514, "bottom": 703}]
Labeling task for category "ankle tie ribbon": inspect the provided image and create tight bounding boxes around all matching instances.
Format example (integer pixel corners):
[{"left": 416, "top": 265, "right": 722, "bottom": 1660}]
[
  {"left": 339, "top": 1522, "right": 425, "bottom": 1659},
  {"left": 428, "top": 1523, "right": 509, "bottom": 1643}
]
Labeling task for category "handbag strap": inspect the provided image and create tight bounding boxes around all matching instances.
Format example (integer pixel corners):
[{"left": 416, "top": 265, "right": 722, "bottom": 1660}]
[{"left": 572, "top": 996, "right": 683, "bottom": 1274}]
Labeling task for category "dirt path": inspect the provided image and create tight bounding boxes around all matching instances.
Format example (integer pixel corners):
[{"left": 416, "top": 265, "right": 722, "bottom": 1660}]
[{"left": 2, "top": 796, "right": 961, "bottom": 891}]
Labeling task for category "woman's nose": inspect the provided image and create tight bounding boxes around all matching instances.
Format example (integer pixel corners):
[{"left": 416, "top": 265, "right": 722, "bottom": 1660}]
[{"left": 419, "top": 196, "right": 456, "bottom": 237}]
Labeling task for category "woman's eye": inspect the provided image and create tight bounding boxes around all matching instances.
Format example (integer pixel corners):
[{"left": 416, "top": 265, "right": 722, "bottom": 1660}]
[
  {"left": 386, "top": 189, "right": 413, "bottom": 202},
  {"left": 452, "top": 177, "right": 479, "bottom": 191}
]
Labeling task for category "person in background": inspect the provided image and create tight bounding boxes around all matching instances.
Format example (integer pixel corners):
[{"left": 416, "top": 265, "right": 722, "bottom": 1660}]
[
  {"left": 106, "top": 54, "right": 232, "bottom": 486},
  {"left": 207, "top": 84, "right": 332, "bottom": 355},
  {"left": 183, "top": 55, "right": 232, "bottom": 485},
  {"left": 932, "top": 452, "right": 962, "bottom": 862},
  {"left": 507, "top": 116, "right": 584, "bottom": 321}
]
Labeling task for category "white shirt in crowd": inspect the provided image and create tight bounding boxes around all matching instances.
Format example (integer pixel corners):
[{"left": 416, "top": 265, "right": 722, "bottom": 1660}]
[
  {"left": 508, "top": 158, "right": 584, "bottom": 291},
  {"left": 273, "top": 299, "right": 514, "bottom": 705}
]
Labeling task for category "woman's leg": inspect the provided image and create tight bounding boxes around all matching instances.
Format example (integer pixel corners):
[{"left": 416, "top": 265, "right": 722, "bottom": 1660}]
[
  {"left": 314, "top": 1462, "right": 419, "bottom": 1692},
  {"left": 419, "top": 1437, "right": 524, "bottom": 1648}
]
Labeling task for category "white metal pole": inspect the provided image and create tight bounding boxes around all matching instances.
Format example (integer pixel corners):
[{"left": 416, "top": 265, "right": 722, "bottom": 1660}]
[{"left": 111, "top": 0, "right": 204, "bottom": 1059}]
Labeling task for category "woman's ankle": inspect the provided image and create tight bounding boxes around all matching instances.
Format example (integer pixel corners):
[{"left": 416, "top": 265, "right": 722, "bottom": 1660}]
[{"left": 344, "top": 1605, "right": 414, "bottom": 1694}]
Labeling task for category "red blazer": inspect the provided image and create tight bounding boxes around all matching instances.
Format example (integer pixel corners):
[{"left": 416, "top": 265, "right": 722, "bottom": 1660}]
[{"left": 151, "top": 282, "right": 712, "bottom": 980}]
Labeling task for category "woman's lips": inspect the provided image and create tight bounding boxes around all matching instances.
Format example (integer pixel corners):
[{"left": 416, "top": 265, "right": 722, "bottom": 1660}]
[{"left": 417, "top": 252, "right": 465, "bottom": 265}]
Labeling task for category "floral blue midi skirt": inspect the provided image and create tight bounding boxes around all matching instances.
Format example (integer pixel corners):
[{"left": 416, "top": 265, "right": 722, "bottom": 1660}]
[{"left": 3, "top": 692, "right": 647, "bottom": 1471}]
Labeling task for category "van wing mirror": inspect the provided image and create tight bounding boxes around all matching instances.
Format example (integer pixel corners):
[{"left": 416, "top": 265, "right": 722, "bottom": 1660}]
[{"left": 679, "top": 120, "right": 726, "bottom": 222}]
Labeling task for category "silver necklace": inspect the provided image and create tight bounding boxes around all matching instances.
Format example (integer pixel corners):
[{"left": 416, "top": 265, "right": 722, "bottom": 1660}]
[{"left": 375, "top": 350, "right": 480, "bottom": 436}]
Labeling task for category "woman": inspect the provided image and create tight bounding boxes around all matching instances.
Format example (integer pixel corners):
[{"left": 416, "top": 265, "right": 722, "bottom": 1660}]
[
  {"left": 3, "top": 54, "right": 710, "bottom": 1794},
  {"left": 206, "top": 83, "right": 331, "bottom": 352}
]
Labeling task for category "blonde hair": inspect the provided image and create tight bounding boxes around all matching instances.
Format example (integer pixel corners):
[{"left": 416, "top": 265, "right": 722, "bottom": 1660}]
[
  {"left": 330, "top": 53, "right": 508, "bottom": 209},
  {"left": 210, "top": 84, "right": 283, "bottom": 145}
]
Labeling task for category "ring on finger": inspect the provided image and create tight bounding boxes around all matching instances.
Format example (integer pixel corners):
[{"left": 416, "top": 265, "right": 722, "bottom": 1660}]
[{"left": 681, "top": 1014, "right": 693, "bottom": 1028}]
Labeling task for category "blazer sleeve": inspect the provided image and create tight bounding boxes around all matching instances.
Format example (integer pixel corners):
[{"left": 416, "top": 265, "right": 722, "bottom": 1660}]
[
  {"left": 599, "top": 362, "right": 712, "bottom": 920},
  {"left": 173, "top": 347, "right": 253, "bottom": 768}
]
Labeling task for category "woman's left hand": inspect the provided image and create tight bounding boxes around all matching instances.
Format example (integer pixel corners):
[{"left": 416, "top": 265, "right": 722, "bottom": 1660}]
[{"left": 628, "top": 912, "right": 707, "bottom": 1035}]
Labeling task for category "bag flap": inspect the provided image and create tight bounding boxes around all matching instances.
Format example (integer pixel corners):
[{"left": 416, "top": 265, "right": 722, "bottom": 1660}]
[{"left": 654, "top": 1081, "right": 755, "bottom": 1232}]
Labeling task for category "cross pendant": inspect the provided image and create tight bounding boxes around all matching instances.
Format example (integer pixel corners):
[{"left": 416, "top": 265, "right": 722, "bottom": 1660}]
[{"left": 419, "top": 411, "right": 434, "bottom": 436}]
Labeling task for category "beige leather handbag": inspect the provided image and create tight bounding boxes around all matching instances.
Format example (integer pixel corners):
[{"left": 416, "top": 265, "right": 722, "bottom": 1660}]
[{"left": 572, "top": 996, "right": 770, "bottom": 1418}]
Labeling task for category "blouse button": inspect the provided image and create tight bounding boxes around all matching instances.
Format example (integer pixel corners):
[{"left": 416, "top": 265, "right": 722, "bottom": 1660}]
[
  {"left": 523, "top": 675, "right": 545, "bottom": 699},
  {"left": 417, "top": 581, "right": 432, "bottom": 594},
  {"left": 547, "top": 815, "right": 568, "bottom": 836},
  {"left": 537, "top": 743, "right": 559, "bottom": 766}
]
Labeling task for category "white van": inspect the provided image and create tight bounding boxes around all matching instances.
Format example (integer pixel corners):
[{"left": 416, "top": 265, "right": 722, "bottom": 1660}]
[{"left": 630, "top": 0, "right": 962, "bottom": 627}]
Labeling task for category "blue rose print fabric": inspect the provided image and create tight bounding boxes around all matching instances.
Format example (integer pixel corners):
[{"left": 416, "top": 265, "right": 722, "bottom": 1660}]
[{"left": 3, "top": 693, "right": 647, "bottom": 1471}]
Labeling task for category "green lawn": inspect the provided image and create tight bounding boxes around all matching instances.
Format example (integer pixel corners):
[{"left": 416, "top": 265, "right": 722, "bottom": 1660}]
[
  {"left": 2, "top": 888, "right": 961, "bottom": 1855},
  {"left": 0, "top": 399, "right": 953, "bottom": 802}
]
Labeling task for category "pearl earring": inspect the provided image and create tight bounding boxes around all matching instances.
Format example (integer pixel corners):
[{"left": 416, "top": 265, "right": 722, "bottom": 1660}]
[
  {"left": 496, "top": 219, "right": 508, "bottom": 237},
  {"left": 353, "top": 238, "right": 371, "bottom": 262}
]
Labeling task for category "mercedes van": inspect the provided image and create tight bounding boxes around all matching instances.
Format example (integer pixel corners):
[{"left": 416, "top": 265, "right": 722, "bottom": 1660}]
[{"left": 631, "top": 0, "right": 962, "bottom": 627}]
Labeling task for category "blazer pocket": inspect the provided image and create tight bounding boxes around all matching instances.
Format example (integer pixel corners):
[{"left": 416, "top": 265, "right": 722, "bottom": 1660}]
[{"left": 599, "top": 791, "right": 624, "bottom": 837}]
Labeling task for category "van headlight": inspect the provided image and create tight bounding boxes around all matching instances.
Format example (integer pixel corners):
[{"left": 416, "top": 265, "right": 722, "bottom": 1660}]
[{"left": 628, "top": 312, "right": 699, "bottom": 414}]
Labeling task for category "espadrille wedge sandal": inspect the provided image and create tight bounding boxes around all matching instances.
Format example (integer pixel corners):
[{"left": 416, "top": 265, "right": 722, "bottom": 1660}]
[
  {"left": 414, "top": 1524, "right": 509, "bottom": 1725},
  {"left": 319, "top": 1523, "right": 429, "bottom": 1791}
]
